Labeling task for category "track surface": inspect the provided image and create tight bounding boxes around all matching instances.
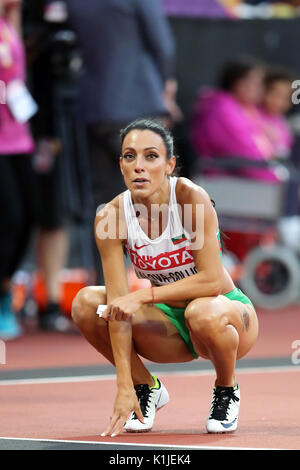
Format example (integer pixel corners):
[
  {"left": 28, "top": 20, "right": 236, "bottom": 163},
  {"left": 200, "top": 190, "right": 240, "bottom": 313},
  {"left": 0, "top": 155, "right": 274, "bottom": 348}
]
[{"left": 0, "top": 305, "right": 299, "bottom": 451}]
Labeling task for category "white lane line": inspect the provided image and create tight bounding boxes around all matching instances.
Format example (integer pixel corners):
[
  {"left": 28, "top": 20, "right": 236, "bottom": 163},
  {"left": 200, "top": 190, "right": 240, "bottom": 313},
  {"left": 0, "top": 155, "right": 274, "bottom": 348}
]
[
  {"left": 0, "top": 365, "right": 299, "bottom": 386},
  {"left": 0, "top": 374, "right": 117, "bottom": 386},
  {"left": 0, "top": 436, "right": 286, "bottom": 450}
]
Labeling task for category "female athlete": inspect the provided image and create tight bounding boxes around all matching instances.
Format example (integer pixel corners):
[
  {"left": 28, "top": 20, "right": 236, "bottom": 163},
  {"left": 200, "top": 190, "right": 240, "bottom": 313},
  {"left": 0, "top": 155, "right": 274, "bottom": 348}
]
[{"left": 71, "top": 118, "right": 259, "bottom": 437}]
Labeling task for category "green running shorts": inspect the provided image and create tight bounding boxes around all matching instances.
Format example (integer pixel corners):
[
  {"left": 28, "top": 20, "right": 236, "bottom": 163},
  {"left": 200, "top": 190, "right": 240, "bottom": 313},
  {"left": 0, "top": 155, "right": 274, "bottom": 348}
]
[{"left": 155, "top": 287, "right": 255, "bottom": 359}]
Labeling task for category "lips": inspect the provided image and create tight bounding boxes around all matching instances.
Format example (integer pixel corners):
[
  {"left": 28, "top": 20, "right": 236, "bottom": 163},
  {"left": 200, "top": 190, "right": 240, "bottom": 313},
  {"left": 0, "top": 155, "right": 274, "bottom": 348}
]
[{"left": 133, "top": 178, "right": 149, "bottom": 183}]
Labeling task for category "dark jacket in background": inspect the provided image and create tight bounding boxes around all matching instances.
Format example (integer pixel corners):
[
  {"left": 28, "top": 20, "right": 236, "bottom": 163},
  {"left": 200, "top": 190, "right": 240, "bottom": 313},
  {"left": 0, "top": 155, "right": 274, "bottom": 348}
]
[{"left": 65, "top": 0, "right": 175, "bottom": 125}]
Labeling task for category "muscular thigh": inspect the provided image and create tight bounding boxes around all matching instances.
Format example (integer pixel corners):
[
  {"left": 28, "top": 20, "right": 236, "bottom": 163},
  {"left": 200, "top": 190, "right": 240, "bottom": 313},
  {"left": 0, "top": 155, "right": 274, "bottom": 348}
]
[
  {"left": 217, "top": 296, "right": 258, "bottom": 359},
  {"left": 77, "top": 286, "right": 194, "bottom": 363},
  {"left": 228, "top": 299, "right": 259, "bottom": 359},
  {"left": 188, "top": 295, "right": 259, "bottom": 360},
  {"left": 132, "top": 305, "right": 194, "bottom": 363}
]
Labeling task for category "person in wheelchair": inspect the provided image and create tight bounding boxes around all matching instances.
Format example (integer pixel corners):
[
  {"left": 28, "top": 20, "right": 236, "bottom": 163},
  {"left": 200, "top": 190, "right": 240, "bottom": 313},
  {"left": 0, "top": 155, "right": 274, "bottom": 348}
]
[{"left": 190, "top": 56, "right": 290, "bottom": 183}]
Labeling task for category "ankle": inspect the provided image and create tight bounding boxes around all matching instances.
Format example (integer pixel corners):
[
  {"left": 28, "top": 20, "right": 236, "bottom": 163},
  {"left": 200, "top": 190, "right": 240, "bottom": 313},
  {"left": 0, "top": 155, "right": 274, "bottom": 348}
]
[
  {"left": 133, "top": 374, "right": 155, "bottom": 388},
  {"left": 215, "top": 376, "right": 236, "bottom": 388}
]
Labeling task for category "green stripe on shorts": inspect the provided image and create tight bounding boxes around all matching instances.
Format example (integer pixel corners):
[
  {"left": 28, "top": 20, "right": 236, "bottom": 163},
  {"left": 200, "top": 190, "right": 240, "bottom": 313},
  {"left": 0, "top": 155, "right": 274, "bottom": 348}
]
[
  {"left": 154, "top": 303, "right": 198, "bottom": 359},
  {"left": 154, "top": 288, "right": 254, "bottom": 360},
  {"left": 223, "top": 287, "right": 255, "bottom": 311}
]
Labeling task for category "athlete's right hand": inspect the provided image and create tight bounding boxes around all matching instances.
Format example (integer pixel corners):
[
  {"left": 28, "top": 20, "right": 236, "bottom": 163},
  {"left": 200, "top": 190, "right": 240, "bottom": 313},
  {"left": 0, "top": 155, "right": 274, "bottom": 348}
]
[
  {"left": 100, "top": 387, "right": 144, "bottom": 437},
  {"left": 101, "top": 291, "right": 144, "bottom": 322}
]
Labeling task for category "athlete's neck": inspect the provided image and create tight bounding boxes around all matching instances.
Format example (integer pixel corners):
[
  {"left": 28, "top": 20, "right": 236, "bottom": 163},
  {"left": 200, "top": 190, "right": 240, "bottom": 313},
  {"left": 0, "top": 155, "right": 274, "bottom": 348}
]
[{"left": 131, "top": 178, "right": 171, "bottom": 214}]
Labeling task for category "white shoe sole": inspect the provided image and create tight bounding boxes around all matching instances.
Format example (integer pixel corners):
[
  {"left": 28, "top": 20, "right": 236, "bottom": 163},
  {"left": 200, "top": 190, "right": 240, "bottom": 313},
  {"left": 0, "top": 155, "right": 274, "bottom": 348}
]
[
  {"left": 125, "top": 384, "right": 169, "bottom": 433},
  {"left": 206, "top": 418, "right": 238, "bottom": 433}
]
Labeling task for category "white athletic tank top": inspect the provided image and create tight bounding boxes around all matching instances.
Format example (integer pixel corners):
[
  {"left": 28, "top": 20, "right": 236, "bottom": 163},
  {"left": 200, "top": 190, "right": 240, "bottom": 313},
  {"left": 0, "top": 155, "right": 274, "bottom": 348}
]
[{"left": 123, "top": 176, "right": 198, "bottom": 286}]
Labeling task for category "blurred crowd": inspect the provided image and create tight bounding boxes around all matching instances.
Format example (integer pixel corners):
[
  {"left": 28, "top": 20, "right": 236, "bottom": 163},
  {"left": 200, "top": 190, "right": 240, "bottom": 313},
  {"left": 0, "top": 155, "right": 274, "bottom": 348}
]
[
  {"left": 225, "top": 0, "right": 300, "bottom": 18},
  {"left": 190, "top": 57, "right": 295, "bottom": 182},
  {"left": 0, "top": 0, "right": 299, "bottom": 340},
  {"left": 163, "top": 0, "right": 300, "bottom": 18}
]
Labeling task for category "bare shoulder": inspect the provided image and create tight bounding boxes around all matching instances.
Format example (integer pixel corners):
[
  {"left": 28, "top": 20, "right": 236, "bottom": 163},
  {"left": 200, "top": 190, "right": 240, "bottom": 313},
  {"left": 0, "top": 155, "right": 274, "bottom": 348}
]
[
  {"left": 95, "top": 193, "right": 123, "bottom": 215},
  {"left": 176, "top": 178, "right": 219, "bottom": 246},
  {"left": 175, "top": 177, "right": 215, "bottom": 209},
  {"left": 94, "top": 192, "right": 127, "bottom": 243},
  {"left": 175, "top": 177, "right": 219, "bottom": 234}
]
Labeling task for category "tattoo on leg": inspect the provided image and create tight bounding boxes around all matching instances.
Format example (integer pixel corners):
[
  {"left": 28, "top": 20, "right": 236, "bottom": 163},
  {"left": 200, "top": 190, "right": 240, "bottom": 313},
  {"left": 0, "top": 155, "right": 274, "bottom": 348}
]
[{"left": 241, "top": 309, "right": 250, "bottom": 332}]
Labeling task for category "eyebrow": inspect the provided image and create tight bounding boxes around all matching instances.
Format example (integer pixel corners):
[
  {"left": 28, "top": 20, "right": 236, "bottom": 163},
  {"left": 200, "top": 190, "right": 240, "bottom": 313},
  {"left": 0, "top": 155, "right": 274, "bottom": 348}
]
[{"left": 123, "top": 147, "right": 159, "bottom": 151}]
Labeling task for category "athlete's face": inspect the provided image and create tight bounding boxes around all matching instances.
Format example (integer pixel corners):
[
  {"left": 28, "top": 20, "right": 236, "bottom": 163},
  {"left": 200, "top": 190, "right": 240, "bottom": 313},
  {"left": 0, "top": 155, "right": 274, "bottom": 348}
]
[{"left": 120, "top": 129, "right": 176, "bottom": 197}]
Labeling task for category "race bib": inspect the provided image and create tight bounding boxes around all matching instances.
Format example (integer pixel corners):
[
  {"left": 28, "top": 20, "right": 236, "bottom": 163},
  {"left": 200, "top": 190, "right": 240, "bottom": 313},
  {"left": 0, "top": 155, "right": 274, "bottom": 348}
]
[{"left": 6, "top": 79, "right": 38, "bottom": 123}]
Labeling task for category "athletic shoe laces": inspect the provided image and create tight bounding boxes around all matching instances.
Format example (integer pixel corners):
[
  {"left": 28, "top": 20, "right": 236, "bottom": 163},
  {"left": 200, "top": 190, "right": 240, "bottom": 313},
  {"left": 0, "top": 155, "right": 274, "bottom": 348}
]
[
  {"left": 132, "top": 384, "right": 154, "bottom": 420},
  {"left": 210, "top": 387, "right": 239, "bottom": 421}
]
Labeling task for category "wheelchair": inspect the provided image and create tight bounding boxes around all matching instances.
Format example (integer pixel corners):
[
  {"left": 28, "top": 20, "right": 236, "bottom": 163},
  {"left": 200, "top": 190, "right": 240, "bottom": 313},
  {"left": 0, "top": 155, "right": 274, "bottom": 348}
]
[{"left": 192, "top": 156, "right": 300, "bottom": 309}]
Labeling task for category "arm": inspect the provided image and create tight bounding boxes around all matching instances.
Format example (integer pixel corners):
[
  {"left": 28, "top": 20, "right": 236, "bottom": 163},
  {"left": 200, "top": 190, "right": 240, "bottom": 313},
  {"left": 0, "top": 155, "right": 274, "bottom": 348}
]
[
  {"left": 137, "top": 182, "right": 225, "bottom": 305},
  {"left": 135, "top": 0, "right": 175, "bottom": 82},
  {"left": 193, "top": 98, "right": 279, "bottom": 181},
  {"left": 209, "top": 106, "right": 269, "bottom": 160},
  {"left": 106, "top": 181, "right": 226, "bottom": 311},
  {"left": 211, "top": 112, "right": 280, "bottom": 180},
  {"left": 94, "top": 202, "right": 143, "bottom": 436},
  {"left": 163, "top": 77, "right": 183, "bottom": 126},
  {"left": 95, "top": 203, "right": 132, "bottom": 389},
  {"left": 135, "top": 0, "right": 181, "bottom": 125}
]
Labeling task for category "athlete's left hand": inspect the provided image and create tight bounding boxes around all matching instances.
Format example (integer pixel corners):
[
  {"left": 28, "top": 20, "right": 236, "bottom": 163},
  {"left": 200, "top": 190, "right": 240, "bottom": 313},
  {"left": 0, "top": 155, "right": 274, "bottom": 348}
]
[{"left": 102, "top": 291, "right": 144, "bottom": 322}]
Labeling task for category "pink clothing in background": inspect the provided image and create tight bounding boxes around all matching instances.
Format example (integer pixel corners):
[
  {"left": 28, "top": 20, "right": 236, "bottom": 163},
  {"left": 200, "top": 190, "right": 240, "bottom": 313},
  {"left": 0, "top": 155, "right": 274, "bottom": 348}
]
[
  {"left": 259, "top": 108, "right": 293, "bottom": 160},
  {"left": 0, "top": 17, "right": 34, "bottom": 155},
  {"left": 190, "top": 89, "right": 282, "bottom": 182}
]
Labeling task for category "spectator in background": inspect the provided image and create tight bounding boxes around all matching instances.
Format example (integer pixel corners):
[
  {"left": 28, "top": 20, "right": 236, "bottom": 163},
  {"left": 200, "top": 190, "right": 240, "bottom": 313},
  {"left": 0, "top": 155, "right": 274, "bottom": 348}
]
[
  {"left": 260, "top": 66, "right": 300, "bottom": 229},
  {"left": 65, "top": 0, "right": 178, "bottom": 282},
  {"left": 25, "top": 0, "right": 71, "bottom": 332},
  {"left": 0, "top": 0, "right": 37, "bottom": 339},
  {"left": 260, "top": 66, "right": 294, "bottom": 159},
  {"left": 190, "top": 57, "right": 283, "bottom": 182}
]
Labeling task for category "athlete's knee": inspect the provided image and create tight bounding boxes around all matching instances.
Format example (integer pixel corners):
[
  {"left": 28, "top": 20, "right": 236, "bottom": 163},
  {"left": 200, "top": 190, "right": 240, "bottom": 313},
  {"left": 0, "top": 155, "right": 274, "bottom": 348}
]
[
  {"left": 185, "top": 298, "right": 223, "bottom": 340},
  {"left": 71, "top": 287, "right": 97, "bottom": 326}
]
